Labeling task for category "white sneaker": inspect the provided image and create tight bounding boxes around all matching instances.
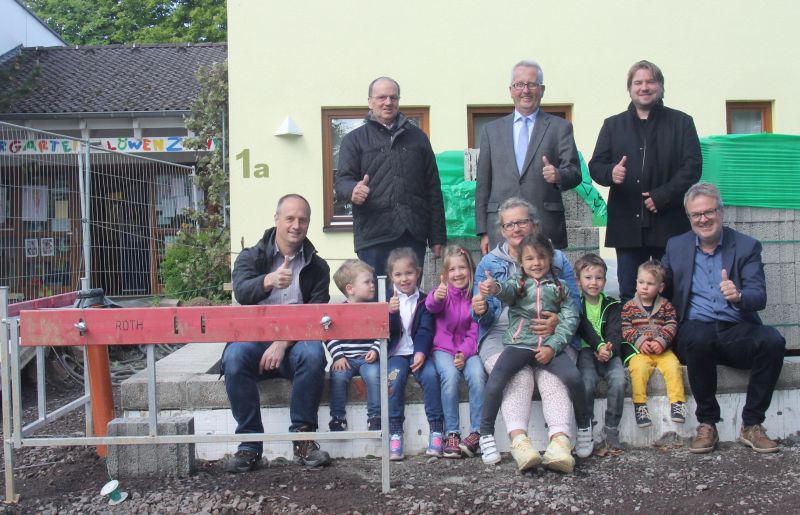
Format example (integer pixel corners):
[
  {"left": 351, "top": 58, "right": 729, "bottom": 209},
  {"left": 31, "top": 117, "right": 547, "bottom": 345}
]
[
  {"left": 576, "top": 425, "right": 593, "bottom": 458},
  {"left": 479, "top": 435, "right": 501, "bottom": 465}
]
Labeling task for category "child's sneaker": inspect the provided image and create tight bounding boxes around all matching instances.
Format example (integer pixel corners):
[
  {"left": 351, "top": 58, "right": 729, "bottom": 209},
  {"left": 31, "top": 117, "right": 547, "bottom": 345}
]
[
  {"left": 443, "top": 432, "right": 462, "bottom": 459},
  {"left": 510, "top": 434, "right": 541, "bottom": 471},
  {"left": 634, "top": 403, "right": 652, "bottom": 428},
  {"left": 459, "top": 431, "right": 481, "bottom": 457},
  {"left": 367, "top": 417, "right": 381, "bottom": 431},
  {"left": 575, "top": 424, "right": 593, "bottom": 458},
  {"left": 328, "top": 417, "right": 347, "bottom": 432},
  {"left": 541, "top": 434, "right": 575, "bottom": 473},
  {"left": 426, "top": 431, "right": 443, "bottom": 457},
  {"left": 480, "top": 435, "right": 501, "bottom": 465},
  {"left": 670, "top": 401, "right": 687, "bottom": 423},
  {"left": 389, "top": 434, "right": 404, "bottom": 461}
]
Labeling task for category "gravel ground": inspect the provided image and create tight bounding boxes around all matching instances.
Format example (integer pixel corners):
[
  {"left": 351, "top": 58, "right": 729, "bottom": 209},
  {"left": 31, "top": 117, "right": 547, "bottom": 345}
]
[{"left": 3, "top": 383, "right": 800, "bottom": 514}]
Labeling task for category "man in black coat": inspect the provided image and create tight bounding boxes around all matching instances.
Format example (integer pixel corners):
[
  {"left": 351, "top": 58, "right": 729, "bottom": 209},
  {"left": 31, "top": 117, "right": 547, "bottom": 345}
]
[
  {"left": 335, "top": 77, "right": 446, "bottom": 290},
  {"left": 589, "top": 60, "right": 702, "bottom": 302},
  {"left": 222, "top": 194, "right": 332, "bottom": 473}
]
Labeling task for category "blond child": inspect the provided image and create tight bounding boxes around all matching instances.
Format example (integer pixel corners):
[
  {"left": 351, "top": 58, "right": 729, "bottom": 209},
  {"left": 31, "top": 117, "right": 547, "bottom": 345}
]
[
  {"left": 621, "top": 259, "right": 687, "bottom": 427},
  {"left": 425, "top": 246, "right": 485, "bottom": 458},
  {"left": 325, "top": 260, "right": 381, "bottom": 432}
]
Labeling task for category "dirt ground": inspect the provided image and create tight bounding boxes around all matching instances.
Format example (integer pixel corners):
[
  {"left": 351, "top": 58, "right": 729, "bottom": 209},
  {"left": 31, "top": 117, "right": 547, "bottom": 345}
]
[{"left": 2, "top": 381, "right": 800, "bottom": 514}]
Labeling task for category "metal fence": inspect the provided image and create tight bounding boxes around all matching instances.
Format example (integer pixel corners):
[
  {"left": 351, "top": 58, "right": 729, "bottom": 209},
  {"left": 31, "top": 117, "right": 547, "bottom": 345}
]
[{"left": 0, "top": 121, "right": 197, "bottom": 301}]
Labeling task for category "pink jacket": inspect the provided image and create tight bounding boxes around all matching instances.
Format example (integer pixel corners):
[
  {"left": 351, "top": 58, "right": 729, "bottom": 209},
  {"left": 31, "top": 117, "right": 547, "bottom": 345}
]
[{"left": 425, "top": 284, "right": 479, "bottom": 358}]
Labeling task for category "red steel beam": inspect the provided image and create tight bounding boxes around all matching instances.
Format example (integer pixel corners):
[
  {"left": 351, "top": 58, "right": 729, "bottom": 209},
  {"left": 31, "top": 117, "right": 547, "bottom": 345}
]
[
  {"left": 19, "top": 303, "right": 390, "bottom": 347},
  {"left": 8, "top": 292, "right": 78, "bottom": 318}
]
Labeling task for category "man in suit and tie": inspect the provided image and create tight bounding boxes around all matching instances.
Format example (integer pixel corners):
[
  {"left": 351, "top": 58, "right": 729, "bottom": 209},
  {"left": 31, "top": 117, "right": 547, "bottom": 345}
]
[
  {"left": 662, "top": 182, "right": 785, "bottom": 455},
  {"left": 475, "top": 60, "right": 581, "bottom": 254}
]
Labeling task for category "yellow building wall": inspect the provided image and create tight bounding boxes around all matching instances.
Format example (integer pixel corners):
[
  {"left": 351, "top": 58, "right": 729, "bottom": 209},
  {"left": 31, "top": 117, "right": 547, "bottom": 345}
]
[{"left": 228, "top": 0, "right": 799, "bottom": 276}]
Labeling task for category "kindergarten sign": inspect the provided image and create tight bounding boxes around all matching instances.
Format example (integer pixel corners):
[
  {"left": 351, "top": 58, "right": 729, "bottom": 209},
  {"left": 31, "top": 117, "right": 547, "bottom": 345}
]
[{"left": 0, "top": 136, "right": 217, "bottom": 155}]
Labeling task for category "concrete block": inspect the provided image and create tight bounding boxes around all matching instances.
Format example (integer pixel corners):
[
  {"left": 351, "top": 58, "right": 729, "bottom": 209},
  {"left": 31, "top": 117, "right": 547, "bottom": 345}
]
[{"left": 107, "top": 416, "right": 195, "bottom": 478}]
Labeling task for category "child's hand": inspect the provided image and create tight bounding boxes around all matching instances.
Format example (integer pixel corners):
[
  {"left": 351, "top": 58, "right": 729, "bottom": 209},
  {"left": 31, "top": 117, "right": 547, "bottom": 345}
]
[
  {"left": 596, "top": 342, "right": 612, "bottom": 362},
  {"left": 478, "top": 271, "right": 498, "bottom": 297},
  {"left": 365, "top": 350, "right": 378, "bottom": 363},
  {"left": 534, "top": 345, "right": 555, "bottom": 365},
  {"left": 453, "top": 351, "right": 465, "bottom": 370},
  {"left": 434, "top": 280, "right": 448, "bottom": 301},
  {"left": 331, "top": 357, "right": 350, "bottom": 372},
  {"left": 649, "top": 340, "right": 665, "bottom": 354},
  {"left": 388, "top": 290, "right": 400, "bottom": 313},
  {"left": 410, "top": 352, "right": 426, "bottom": 373},
  {"left": 472, "top": 290, "right": 487, "bottom": 316}
]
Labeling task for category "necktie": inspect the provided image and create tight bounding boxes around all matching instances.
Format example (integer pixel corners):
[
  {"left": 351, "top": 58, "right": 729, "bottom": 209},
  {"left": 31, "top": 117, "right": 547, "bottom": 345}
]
[{"left": 516, "top": 117, "right": 530, "bottom": 174}]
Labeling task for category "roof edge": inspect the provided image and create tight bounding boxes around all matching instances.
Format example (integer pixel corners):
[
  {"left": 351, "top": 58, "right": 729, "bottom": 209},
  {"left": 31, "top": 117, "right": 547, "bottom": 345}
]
[
  {"left": 0, "top": 110, "right": 191, "bottom": 120},
  {"left": 13, "top": 0, "right": 67, "bottom": 45}
]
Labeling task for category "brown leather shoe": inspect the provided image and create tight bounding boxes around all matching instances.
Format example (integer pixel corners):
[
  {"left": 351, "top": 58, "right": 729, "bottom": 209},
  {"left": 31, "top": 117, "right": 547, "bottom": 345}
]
[
  {"left": 690, "top": 423, "right": 718, "bottom": 454},
  {"left": 738, "top": 424, "right": 779, "bottom": 453}
]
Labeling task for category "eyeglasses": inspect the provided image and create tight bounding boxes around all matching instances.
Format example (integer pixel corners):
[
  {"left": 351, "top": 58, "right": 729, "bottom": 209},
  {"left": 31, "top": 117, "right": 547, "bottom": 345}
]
[
  {"left": 687, "top": 207, "right": 720, "bottom": 222},
  {"left": 511, "top": 81, "right": 541, "bottom": 91},
  {"left": 501, "top": 218, "right": 532, "bottom": 231},
  {"left": 370, "top": 95, "right": 399, "bottom": 103}
]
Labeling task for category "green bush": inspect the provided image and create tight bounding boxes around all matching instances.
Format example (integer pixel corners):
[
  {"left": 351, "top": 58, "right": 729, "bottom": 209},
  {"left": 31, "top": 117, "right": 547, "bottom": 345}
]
[{"left": 160, "top": 227, "right": 230, "bottom": 303}]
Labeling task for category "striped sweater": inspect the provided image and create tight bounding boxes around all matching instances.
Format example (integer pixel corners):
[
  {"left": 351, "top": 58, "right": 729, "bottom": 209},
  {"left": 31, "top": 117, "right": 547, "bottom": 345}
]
[{"left": 620, "top": 294, "right": 677, "bottom": 363}]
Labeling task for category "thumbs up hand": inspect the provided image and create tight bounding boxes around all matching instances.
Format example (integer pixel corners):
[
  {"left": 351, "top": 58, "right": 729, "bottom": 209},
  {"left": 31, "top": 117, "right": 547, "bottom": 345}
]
[
  {"left": 472, "top": 288, "right": 487, "bottom": 316},
  {"left": 434, "top": 279, "right": 448, "bottom": 301},
  {"left": 542, "top": 155, "right": 559, "bottom": 184},
  {"left": 478, "top": 270, "right": 499, "bottom": 297},
  {"left": 388, "top": 289, "right": 400, "bottom": 314},
  {"left": 264, "top": 255, "right": 293, "bottom": 291},
  {"left": 612, "top": 155, "right": 627, "bottom": 184},
  {"left": 720, "top": 269, "right": 741, "bottom": 303},
  {"left": 351, "top": 174, "right": 370, "bottom": 205}
]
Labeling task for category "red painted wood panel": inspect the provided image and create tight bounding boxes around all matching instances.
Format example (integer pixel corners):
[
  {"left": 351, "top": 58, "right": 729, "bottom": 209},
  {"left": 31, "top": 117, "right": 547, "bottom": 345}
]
[{"left": 19, "top": 303, "right": 390, "bottom": 347}]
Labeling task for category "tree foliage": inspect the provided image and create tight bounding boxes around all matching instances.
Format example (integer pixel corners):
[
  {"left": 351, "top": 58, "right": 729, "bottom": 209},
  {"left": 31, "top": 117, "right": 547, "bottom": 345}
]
[
  {"left": 25, "top": 0, "right": 226, "bottom": 45},
  {"left": 160, "top": 60, "right": 230, "bottom": 303}
]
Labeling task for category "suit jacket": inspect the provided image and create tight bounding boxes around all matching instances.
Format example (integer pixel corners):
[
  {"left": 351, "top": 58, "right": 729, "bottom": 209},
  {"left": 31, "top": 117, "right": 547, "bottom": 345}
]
[
  {"left": 475, "top": 111, "right": 581, "bottom": 249},
  {"left": 661, "top": 226, "right": 766, "bottom": 325}
]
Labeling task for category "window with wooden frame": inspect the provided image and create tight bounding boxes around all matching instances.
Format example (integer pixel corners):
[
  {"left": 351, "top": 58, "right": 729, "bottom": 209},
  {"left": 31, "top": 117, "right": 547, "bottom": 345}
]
[
  {"left": 321, "top": 107, "right": 430, "bottom": 230},
  {"left": 467, "top": 104, "right": 573, "bottom": 149},
  {"left": 726, "top": 101, "right": 772, "bottom": 134}
]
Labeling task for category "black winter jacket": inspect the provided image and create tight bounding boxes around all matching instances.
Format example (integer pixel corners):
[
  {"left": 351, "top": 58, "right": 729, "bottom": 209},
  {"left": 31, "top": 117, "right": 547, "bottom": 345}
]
[
  {"left": 589, "top": 101, "right": 701, "bottom": 248},
  {"left": 577, "top": 293, "right": 623, "bottom": 357},
  {"left": 231, "top": 227, "right": 330, "bottom": 306},
  {"left": 335, "top": 112, "right": 446, "bottom": 252}
]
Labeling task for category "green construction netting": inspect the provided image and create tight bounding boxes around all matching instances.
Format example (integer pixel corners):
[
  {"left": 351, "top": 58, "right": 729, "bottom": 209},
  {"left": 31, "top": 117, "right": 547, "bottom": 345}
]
[
  {"left": 700, "top": 134, "right": 800, "bottom": 209},
  {"left": 436, "top": 150, "right": 607, "bottom": 238}
]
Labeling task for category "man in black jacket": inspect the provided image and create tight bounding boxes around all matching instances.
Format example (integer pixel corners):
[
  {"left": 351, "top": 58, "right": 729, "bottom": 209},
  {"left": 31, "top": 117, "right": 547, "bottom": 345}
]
[
  {"left": 589, "top": 60, "right": 702, "bottom": 302},
  {"left": 335, "top": 77, "right": 446, "bottom": 292},
  {"left": 222, "top": 194, "right": 332, "bottom": 473}
]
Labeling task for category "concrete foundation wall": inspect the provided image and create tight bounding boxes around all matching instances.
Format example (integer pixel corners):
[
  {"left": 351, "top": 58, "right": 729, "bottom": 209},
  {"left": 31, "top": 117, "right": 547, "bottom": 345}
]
[{"left": 121, "top": 345, "right": 800, "bottom": 461}]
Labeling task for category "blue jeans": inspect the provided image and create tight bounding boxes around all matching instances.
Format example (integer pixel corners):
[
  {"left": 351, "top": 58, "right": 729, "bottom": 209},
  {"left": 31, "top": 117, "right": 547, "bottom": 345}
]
[
  {"left": 577, "top": 348, "right": 626, "bottom": 428},
  {"left": 222, "top": 340, "right": 326, "bottom": 453},
  {"left": 329, "top": 355, "right": 381, "bottom": 421},
  {"left": 432, "top": 351, "right": 486, "bottom": 434},
  {"left": 616, "top": 246, "right": 665, "bottom": 303},
  {"left": 387, "top": 355, "right": 444, "bottom": 434}
]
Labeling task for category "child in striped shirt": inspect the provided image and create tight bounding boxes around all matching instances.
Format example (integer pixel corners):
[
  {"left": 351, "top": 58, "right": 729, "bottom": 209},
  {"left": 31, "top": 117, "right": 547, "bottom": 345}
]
[{"left": 326, "top": 259, "right": 382, "bottom": 432}]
